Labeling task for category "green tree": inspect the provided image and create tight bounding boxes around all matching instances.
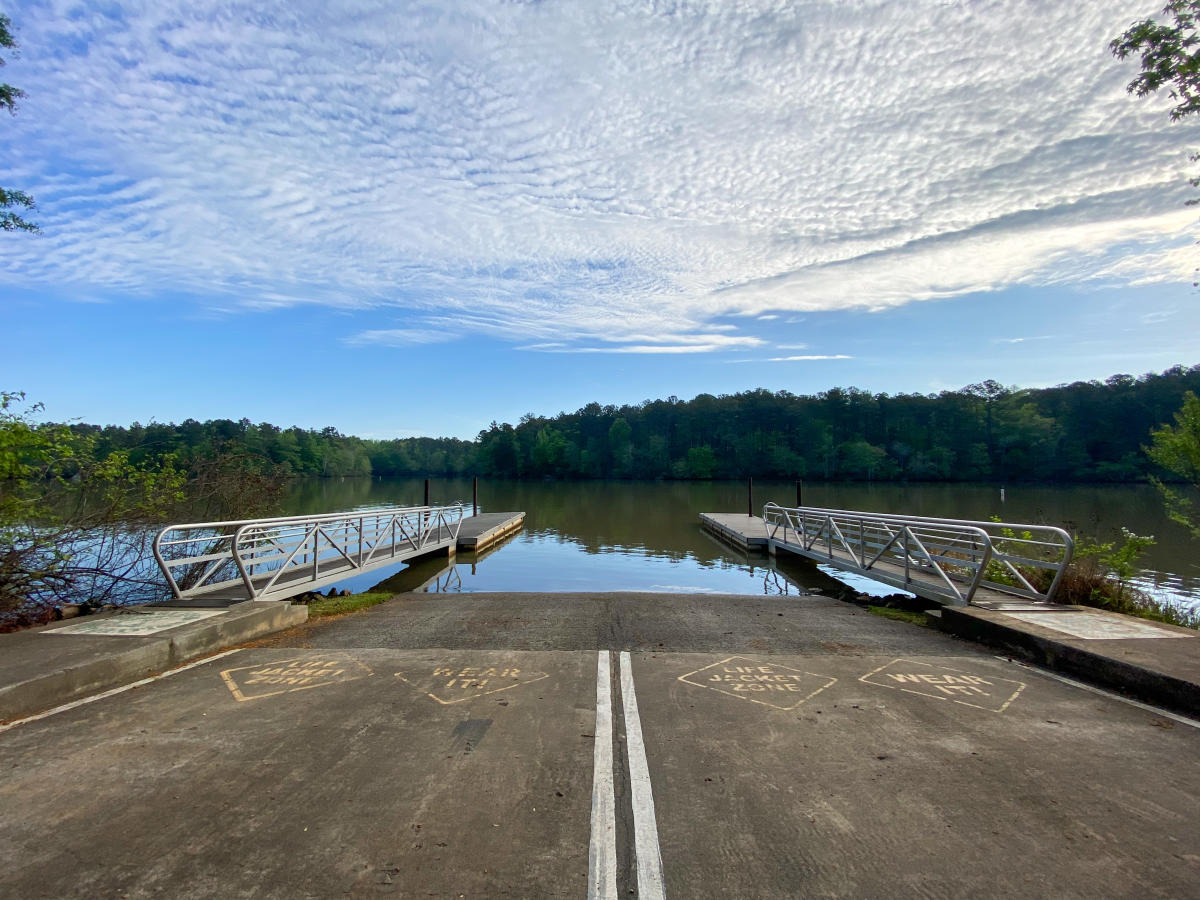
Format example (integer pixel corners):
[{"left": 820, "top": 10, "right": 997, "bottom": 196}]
[
  {"left": 608, "top": 417, "right": 633, "bottom": 477},
  {"left": 1146, "top": 390, "right": 1200, "bottom": 535},
  {"left": 1, "top": 391, "right": 186, "bottom": 621},
  {"left": 1112, "top": 1, "right": 1200, "bottom": 122},
  {"left": 530, "top": 426, "right": 569, "bottom": 476},
  {"left": 1, "top": 13, "right": 37, "bottom": 233},
  {"left": 0, "top": 392, "right": 290, "bottom": 626},
  {"left": 962, "top": 380, "right": 1010, "bottom": 470},
  {"left": 1111, "top": 1, "right": 1200, "bottom": 199},
  {"left": 684, "top": 445, "right": 718, "bottom": 479}
]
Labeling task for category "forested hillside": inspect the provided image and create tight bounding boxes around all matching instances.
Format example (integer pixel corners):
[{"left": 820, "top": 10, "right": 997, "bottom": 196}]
[
  {"left": 473, "top": 366, "right": 1200, "bottom": 481},
  {"left": 66, "top": 365, "right": 1200, "bottom": 483}
]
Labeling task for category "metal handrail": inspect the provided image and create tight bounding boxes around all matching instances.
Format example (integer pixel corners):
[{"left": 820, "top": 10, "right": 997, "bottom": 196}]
[
  {"left": 153, "top": 505, "right": 464, "bottom": 601},
  {"left": 762, "top": 503, "right": 1074, "bottom": 604}
]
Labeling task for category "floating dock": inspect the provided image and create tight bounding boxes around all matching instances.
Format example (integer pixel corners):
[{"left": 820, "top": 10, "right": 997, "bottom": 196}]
[
  {"left": 700, "top": 512, "right": 769, "bottom": 551},
  {"left": 456, "top": 511, "right": 525, "bottom": 553},
  {"left": 702, "top": 507, "right": 1077, "bottom": 610}
]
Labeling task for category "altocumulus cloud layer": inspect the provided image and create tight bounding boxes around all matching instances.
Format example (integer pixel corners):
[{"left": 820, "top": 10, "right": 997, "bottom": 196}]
[{"left": 2, "top": 0, "right": 1195, "bottom": 352}]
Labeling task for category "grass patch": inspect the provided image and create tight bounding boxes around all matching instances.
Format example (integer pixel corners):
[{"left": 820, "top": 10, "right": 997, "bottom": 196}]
[
  {"left": 305, "top": 591, "right": 395, "bottom": 618},
  {"left": 867, "top": 606, "right": 930, "bottom": 627}
]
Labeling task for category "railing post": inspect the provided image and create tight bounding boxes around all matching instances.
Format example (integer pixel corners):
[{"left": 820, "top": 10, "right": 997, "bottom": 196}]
[
  {"left": 904, "top": 527, "right": 910, "bottom": 584},
  {"left": 423, "top": 479, "right": 431, "bottom": 544},
  {"left": 232, "top": 524, "right": 257, "bottom": 600}
]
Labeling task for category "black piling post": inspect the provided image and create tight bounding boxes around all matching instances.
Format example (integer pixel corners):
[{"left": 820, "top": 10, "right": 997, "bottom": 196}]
[
  {"left": 424, "top": 478, "right": 431, "bottom": 507},
  {"left": 747, "top": 476, "right": 754, "bottom": 517},
  {"left": 473, "top": 476, "right": 479, "bottom": 516},
  {"left": 796, "top": 479, "right": 804, "bottom": 509}
]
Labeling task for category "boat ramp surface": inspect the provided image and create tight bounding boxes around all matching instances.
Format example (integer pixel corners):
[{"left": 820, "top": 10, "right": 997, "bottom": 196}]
[{"left": 1, "top": 591, "right": 1197, "bottom": 898}]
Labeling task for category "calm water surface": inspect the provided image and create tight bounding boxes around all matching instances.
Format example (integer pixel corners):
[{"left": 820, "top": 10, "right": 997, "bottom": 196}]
[{"left": 280, "top": 478, "right": 1200, "bottom": 612}]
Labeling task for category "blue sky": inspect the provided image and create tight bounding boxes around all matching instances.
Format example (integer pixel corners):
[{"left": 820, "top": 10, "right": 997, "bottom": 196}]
[{"left": 3, "top": 0, "right": 1198, "bottom": 439}]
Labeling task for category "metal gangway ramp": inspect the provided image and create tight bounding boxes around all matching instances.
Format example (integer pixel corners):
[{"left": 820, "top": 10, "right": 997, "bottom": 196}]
[
  {"left": 762, "top": 503, "right": 1074, "bottom": 607},
  {"left": 153, "top": 505, "right": 464, "bottom": 604}
]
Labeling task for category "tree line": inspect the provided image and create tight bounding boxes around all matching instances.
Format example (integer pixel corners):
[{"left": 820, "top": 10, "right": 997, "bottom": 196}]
[
  {"left": 56, "top": 364, "right": 1200, "bottom": 484},
  {"left": 69, "top": 420, "right": 477, "bottom": 480}
]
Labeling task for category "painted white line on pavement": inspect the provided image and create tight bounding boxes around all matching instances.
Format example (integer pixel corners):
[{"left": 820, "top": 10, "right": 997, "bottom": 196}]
[
  {"left": 619, "top": 651, "right": 666, "bottom": 900},
  {"left": 588, "top": 650, "right": 618, "bottom": 900},
  {"left": 996, "top": 656, "right": 1200, "bottom": 729},
  {"left": 0, "top": 649, "right": 244, "bottom": 734}
]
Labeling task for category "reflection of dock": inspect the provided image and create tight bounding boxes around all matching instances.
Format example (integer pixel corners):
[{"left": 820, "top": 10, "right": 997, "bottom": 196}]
[
  {"left": 368, "top": 555, "right": 462, "bottom": 594},
  {"left": 457, "top": 512, "right": 525, "bottom": 552},
  {"left": 366, "top": 516, "right": 525, "bottom": 594},
  {"left": 460, "top": 526, "right": 521, "bottom": 566}
]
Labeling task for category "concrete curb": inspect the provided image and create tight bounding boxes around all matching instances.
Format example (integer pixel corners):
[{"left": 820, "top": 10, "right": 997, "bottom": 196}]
[
  {"left": 938, "top": 605, "right": 1200, "bottom": 718},
  {"left": 0, "top": 601, "right": 307, "bottom": 722}
]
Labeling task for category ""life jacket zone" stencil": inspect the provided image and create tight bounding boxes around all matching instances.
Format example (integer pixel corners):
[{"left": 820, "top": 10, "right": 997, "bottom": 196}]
[{"left": 678, "top": 656, "right": 838, "bottom": 711}]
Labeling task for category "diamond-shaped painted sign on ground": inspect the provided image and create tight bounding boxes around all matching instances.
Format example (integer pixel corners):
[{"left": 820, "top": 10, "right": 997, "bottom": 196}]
[
  {"left": 394, "top": 663, "right": 549, "bottom": 705},
  {"left": 677, "top": 656, "right": 837, "bottom": 711},
  {"left": 221, "top": 655, "right": 373, "bottom": 702},
  {"left": 859, "top": 658, "right": 1026, "bottom": 713}
]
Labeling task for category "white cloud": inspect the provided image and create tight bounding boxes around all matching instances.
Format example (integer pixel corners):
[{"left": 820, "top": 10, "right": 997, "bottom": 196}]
[
  {"left": 2, "top": 0, "right": 1195, "bottom": 350},
  {"left": 345, "top": 328, "right": 459, "bottom": 347},
  {"left": 767, "top": 354, "right": 853, "bottom": 362},
  {"left": 521, "top": 331, "right": 764, "bottom": 354}
]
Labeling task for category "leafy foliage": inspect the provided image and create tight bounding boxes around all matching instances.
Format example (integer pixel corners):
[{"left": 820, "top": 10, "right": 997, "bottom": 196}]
[
  {"left": 1146, "top": 390, "right": 1200, "bottom": 535},
  {"left": 0, "top": 13, "right": 37, "bottom": 233},
  {"left": 0, "top": 392, "right": 284, "bottom": 627},
  {"left": 1049, "top": 528, "right": 1195, "bottom": 629},
  {"left": 1111, "top": 1, "right": 1200, "bottom": 208},
  {"left": 1111, "top": 1, "right": 1200, "bottom": 122}
]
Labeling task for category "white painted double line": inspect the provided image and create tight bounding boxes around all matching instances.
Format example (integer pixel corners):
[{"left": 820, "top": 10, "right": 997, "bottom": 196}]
[{"left": 589, "top": 650, "right": 665, "bottom": 900}]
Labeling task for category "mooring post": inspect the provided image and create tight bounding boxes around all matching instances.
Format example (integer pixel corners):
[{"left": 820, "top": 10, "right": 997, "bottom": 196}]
[
  {"left": 747, "top": 476, "right": 754, "bottom": 517},
  {"left": 796, "top": 479, "right": 803, "bottom": 508},
  {"left": 424, "top": 478, "right": 431, "bottom": 507},
  {"left": 473, "top": 476, "right": 479, "bottom": 516}
]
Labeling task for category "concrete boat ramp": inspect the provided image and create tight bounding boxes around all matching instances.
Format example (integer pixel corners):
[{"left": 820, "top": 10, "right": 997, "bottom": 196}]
[{"left": 2, "top": 586, "right": 1199, "bottom": 898}]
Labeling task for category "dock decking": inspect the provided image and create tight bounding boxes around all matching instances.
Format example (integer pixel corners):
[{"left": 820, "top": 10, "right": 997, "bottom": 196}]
[
  {"left": 700, "top": 512, "right": 769, "bottom": 551},
  {"left": 457, "top": 511, "right": 525, "bottom": 552}
]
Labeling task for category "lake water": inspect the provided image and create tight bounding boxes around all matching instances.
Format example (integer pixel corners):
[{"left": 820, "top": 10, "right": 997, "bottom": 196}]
[{"left": 280, "top": 478, "right": 1200, "bottom": 613}]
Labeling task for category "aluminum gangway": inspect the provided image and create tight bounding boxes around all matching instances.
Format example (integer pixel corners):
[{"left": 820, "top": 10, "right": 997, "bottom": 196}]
[
  {"left": 762, "top": 503, "right": 1074, "bottom": 607},
  {"left": 153, "top": 505, "right": 465, "bottom": 604}
]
